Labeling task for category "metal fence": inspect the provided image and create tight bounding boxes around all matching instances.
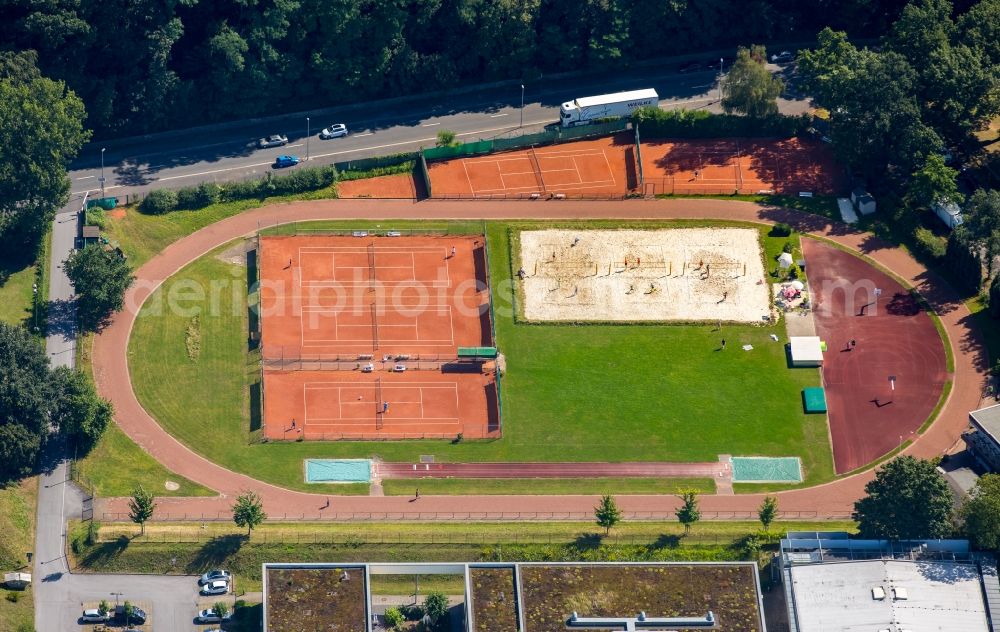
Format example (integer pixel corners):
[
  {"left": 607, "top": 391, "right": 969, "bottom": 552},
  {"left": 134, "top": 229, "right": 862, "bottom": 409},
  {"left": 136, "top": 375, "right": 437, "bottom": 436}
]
[
  {"left": 259, "top": 223, "right": 453, "bottom": 237},
  {"left": 422, "top": 120, "right": 629, "bottom": 162},
  {"left": 641, "top": 178, "right": 777, "bottom": 197},
  {"left": 261, "top": 349, "right": 468, "bottom": 369},
  {"left": 333, "top": 152, "right": 417, "bottom": 173},
  {"left": 433, "top": 192, "right": 637, "bottom": 201},
  {"left": 91, "top": 528, "right": 789, "bottom": 547},
  {"left": 261, "top": 430, "right": 489, "bottom": 442},
  {"left": 99, "top": 510, "right": 853, "bottom": 523}
]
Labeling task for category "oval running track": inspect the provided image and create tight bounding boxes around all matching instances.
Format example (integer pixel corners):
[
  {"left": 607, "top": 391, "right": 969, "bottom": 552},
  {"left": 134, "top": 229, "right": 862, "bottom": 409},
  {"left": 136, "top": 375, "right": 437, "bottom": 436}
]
[{"left": 91, "top": 198, "right": 988, "bottom": 520}]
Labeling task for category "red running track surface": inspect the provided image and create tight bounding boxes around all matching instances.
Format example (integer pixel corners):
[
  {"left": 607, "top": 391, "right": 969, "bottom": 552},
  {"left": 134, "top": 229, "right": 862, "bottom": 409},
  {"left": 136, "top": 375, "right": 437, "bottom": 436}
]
[{"left": 803, "top": 239, "right": 948, "bottom": 473}]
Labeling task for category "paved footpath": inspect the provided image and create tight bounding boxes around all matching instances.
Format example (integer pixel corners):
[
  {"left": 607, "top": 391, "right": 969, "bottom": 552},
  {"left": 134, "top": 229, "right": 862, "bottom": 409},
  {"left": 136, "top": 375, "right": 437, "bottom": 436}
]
[{"left": 92, "top": 198, "right": 988, "bottom": 521}]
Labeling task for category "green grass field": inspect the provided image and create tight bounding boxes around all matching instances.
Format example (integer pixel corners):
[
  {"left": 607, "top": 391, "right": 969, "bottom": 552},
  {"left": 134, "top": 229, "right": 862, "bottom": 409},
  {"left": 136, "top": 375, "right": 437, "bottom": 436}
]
[
  {"left": 73, "top": 519, "right": 856, "bottom": 593},
  {"left": 118, "top": 220, "right": 832, "bottom": 494},
  {"left": 0, "top": 230, "right": 49, "bottom": 331},
  {"left": 0, "top": 478, "right": 36, "bottom": 632},
  {"left": 76, "top": 332, "right": 215, "bottom": 497}
]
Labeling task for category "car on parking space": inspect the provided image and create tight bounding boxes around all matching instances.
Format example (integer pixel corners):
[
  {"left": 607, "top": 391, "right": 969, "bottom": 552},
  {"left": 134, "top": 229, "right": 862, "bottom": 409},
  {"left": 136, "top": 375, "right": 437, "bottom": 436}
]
[
  {"left": 80, "top": 609, "right": 111, "bottom": 623},
  {"left": 199, "top": 569, "right": 232, "bottom": 585},
  {"left": 119, "top": 605, "right": 147, "bottom": 625},
  {"left": 320, "top": 123, "right": 348, "bottom": 139},
  {"left": 196, "top": 609, "right": 233, "bottom": 623},
  {"left": 273, "top": 154, "right": 300, "bottom": 168},
  {"left": 771, "top": 51, "right": 794, "bottom": 63},
  {"left": 200, "top": 579, "right": 230, "bottom": 595},
  {"left": 258, "top": 134, "right": 288, "bottom": 148}
]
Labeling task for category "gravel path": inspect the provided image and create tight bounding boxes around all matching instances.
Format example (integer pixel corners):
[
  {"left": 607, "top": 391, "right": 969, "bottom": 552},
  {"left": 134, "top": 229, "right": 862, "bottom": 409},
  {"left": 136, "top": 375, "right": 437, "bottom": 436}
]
[{"left": 91, "top": 198, "right": 987, "bottom": 520}]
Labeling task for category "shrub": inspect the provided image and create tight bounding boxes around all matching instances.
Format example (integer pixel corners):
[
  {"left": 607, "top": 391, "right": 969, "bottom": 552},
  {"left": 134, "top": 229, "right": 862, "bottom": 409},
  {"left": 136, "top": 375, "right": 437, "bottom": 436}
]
[
  {"left": 86, "top": 520, "right": 100, "bottom": 545},
  {"left": 86, "top": 208, "right": 108, "bottom": 229},
  {"left": 632, "top": 107, "right": 810, "bottom": 139},
  {"left": 769, "top": 223, "right": 792, "bottom": 237},
  {"left": 384, "top": 606, "right": 404, "bottom": 630},
  {"left": 402, "top": 604, "right": 424, "bottom": 621},
  {"left": 781, "top": 241, "right": 793, "bottom": 254},
  {"left": 140, "top": 189, "right": 178, "bottom": 214},
  {"left": 176, "top": 186, "right": 200, "bottom": 210},
  {"left": 6, "top": 591, "right": 19, "bottom": 603},
  {"left": 913, "top": 227, "right": 947, "bottom": 261}
]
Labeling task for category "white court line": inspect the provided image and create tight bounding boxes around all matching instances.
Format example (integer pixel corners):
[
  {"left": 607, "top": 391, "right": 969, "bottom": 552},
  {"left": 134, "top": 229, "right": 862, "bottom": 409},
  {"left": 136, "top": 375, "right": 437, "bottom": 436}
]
[
  {"left": 473, "top": 180, "right": 615, "bottom": 195},
  {"left": 570, "top": 156, "right": 583, "bottom": 184},
  {"left": 602, "top": 150, "right": 616, "bottom": 185}
]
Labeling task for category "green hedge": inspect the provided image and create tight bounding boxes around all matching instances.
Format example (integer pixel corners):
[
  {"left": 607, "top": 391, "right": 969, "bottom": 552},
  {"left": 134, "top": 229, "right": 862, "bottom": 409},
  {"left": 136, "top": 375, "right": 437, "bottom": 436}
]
[
  {"left": 632, "top": 107, "right": 810, "bottom": 139},
  {"left": 140, "top": 164, "right": 338, "bottom": 215}
]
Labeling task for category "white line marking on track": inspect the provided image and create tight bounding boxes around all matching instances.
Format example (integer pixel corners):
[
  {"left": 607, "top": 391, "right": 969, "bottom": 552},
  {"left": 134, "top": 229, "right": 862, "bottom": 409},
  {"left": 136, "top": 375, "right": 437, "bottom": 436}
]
[
  {"left": 75, "top": 175, "right": 95, "bottom": 180},
  {"left": 353, "top": 132, "right": 373, "bottom": 137},
  {"left": 421, "top": 123, "right": 440, "bottom": 127},
  {"left": 490, "top": 113, "right": 509, "bottom": 118},
  {"left": 286, "top": 143, "right": 304, "bottom": 148}
]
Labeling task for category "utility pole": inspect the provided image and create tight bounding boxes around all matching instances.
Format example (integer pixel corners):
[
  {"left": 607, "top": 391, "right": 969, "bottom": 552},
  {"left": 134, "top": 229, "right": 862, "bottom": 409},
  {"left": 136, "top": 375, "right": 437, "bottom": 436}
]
[
  {"left": 99, "top": 147, "right": 106, "bottom": 200},
  {"left": 520, "top": 84, "right": 525, "bottom": 128},
  {"left": 306, "top": 117, "right": 310, "bottom": 161}
]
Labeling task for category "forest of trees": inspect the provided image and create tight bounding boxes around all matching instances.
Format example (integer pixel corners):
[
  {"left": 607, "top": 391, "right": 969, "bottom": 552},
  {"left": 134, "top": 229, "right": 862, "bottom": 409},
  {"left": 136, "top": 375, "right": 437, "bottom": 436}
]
[{"left": 0, "top": 0, "right": 932, "bottom": 138}]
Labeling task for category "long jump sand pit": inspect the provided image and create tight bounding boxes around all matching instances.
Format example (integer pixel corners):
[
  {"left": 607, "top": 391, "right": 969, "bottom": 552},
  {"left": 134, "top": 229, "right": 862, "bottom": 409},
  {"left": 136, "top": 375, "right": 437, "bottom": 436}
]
[{"left": 519, "top": 228, "right": 770, "bottom": 322}]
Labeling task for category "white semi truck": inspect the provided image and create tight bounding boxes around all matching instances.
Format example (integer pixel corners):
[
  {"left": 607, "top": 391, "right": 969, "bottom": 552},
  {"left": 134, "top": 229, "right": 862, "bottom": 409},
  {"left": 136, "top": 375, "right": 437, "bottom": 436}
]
[{"left": 559, "top": 88, "right": 659, "bottom": 128}]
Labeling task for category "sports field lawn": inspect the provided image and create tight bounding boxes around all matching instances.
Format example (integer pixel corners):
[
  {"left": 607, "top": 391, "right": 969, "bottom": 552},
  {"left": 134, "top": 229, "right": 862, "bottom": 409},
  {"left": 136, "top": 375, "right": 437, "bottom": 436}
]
[{"left": 124, "top": 220, "right": 832, "bottom": 494}]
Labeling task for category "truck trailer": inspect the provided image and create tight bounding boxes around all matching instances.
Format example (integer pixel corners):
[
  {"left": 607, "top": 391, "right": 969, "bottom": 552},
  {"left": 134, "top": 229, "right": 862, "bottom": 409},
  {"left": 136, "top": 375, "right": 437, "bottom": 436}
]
[{"left": 559, "top": 88, "right": 659, "bottom": 128}]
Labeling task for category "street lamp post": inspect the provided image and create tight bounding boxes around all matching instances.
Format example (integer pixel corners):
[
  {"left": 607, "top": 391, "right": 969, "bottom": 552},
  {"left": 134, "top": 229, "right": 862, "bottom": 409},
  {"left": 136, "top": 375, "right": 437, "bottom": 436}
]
[
  {"left": 520, "top": 84, "right": 525, "bottom": 128},
  {"left": 718, "top": 58, "right": 724, "bottom": 103},
  {"left": 99, "top": 148, "right": 106, "bottom": 200},
  {"left": 306, "top": 118, "right": 310, "bottom": 161},
  {"left": 110, "top": 592, "right": 122, "bottom": 608}
]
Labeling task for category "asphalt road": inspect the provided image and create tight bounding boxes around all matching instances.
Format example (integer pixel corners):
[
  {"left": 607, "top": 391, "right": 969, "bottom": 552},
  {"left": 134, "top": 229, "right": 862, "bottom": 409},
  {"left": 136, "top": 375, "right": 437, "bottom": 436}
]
[
  {"left": 68, "top": 63, "right": 807, "bottom": 199},
  {"left": 33, "top": 206, "right": 215, "bottom": 632}
]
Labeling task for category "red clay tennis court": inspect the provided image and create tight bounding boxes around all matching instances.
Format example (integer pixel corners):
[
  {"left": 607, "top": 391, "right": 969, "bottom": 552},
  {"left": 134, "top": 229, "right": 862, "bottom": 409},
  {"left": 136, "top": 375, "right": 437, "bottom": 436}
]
[
  {"left": 258, "top": 234, "right": 498, "bottom": 440},
  {"left": 428, "top": 134, "right": 634, "bottom": 198},
  {"left": 259, "top": 235, "right": 491, "bottom": 358},
  {"left": 263, "top": 369, "right": 498, "bottom": 440},
  {"left": 640, "top": 137, "right": 844, "bottom": 195}
]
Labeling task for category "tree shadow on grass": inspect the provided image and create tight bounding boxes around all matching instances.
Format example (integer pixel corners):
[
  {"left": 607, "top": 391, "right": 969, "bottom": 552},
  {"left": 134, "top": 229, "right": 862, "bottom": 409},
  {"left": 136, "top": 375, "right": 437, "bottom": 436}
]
[
  {"left": 79, "top": 535, "right": 130, "bottom": 568},
  {"left": 651, "top": 534, "right": 681, "bottom": 550},
  {"left": 185, "top": 534, "right": 246, "bottom": 574},
  {"left": 573, "top": 533, "right": 604, "bottom": 551}
]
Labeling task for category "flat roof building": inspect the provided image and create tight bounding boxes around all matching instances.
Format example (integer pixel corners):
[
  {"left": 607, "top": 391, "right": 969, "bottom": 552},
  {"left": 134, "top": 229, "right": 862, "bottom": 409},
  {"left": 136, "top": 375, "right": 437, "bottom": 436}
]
[
  {"left": 966, "top": 404, "right": 1000, "bottom": 472},
  {"left": 262, "top": 561, "right": 766, "bottom": 632},
  {"left": 780, "top": 532, "right": 998, "bottom": 632}
]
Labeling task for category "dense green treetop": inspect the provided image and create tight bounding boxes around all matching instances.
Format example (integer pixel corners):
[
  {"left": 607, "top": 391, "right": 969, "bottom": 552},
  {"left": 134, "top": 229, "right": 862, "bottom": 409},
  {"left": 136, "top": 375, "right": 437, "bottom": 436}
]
[
  {"left": 0, "top": 0, "right": 921, "bottom": 138},
  {"left": 852, "top": 456, "right": 954, "bottom": 539}
]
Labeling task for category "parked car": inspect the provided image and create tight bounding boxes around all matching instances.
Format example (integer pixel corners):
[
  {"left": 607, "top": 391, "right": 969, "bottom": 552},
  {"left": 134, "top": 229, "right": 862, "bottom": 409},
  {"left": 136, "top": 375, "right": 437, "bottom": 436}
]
[
  {"left": 80, "top": 609, "right": 111, "bottom": 623},
  {"left": 118, "top": 605, "right": 147, "bottom": 625},
  {"left": 273, "top": 155, "right": 300, "bottom": 168},
  {"left": 196, "top": 609, "right": 232, "bottom": 624},
  {"left": 258, "top": 134, "right": 288, "bottom": 149},
  {"left": 771, "top": 51, "right": 794, "bottom": 63},
  {"left": 319, "top": 123, "right": 348, "bottom": 139},
  {"left": 200, "top": 579, "right": 230, "bottom": 596},
  {"left": 199, "top": 569, "right": 232, "bottom": 585}
]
